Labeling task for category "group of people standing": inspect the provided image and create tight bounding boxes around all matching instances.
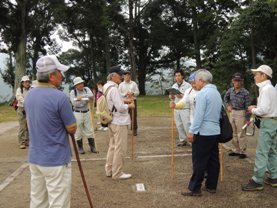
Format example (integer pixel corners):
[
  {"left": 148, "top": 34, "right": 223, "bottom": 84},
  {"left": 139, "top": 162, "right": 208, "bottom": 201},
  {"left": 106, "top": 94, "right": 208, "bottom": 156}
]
[
  {"left": 14, "top": 53, "right": 276, "bottom": 206},
  {"left": 16, "top": 55, "right": 140, "bottom": 207},
  {"left": 169, "top": 66, "right": 277, "bottom": 196}
]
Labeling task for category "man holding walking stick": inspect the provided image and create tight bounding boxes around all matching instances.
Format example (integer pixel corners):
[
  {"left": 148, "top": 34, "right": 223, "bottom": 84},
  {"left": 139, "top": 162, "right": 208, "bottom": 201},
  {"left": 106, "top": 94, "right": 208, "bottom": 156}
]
[
  {"left": 24, "top": 55, "right": 77, "bottom": 208},
  {"left": 119, "top": 70, "right": 140, "bottom": 136}
]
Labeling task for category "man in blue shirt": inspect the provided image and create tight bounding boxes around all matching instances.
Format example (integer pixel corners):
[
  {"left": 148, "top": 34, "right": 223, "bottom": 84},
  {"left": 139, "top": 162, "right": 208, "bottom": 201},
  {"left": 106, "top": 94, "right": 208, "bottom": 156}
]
[
  {"left": 24, "top": 55, "right": 77, "bottom": 208},
  {"left": 181, "top": 69, "right": 222, "bottom": 197}
]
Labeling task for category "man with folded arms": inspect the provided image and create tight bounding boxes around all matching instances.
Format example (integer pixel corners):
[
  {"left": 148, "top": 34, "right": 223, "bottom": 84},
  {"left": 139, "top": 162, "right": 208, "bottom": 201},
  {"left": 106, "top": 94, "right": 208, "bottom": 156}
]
[{"left": 224, "top": 72, "right": 250, "bottom": 159}]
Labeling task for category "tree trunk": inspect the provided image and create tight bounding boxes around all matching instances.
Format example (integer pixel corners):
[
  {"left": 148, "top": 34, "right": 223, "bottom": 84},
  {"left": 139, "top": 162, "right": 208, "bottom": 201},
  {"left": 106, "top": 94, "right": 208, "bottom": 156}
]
[
  {"left": 104, "top": 34, "right": 111, "bottom": 74},
  {"left": 14, "top": 0, "right": 27, "bottom": 92},
  {"left": 192, "top": 7, "right": 201, "bottom": 69},
  {"left": 137, "top": 62, "right": 146, "bottom": 95},
  {"left": 250, "top": 29, "right": 256, "bottom": 68},
  {"left": 137, "top": 49, "right": 149, "bottom": 95},
  {"left": 128, "top": 0, "right": 137, "bottom": 80}
]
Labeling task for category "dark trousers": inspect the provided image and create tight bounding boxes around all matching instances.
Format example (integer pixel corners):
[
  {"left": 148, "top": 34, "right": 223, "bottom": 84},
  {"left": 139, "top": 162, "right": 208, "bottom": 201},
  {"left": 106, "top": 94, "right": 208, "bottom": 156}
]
[
  {"left": 128, "top": 99, "right": 138, "bottom": 131},
  {"left": 188, "top": 134, "right": 220, "bottom": 192}
]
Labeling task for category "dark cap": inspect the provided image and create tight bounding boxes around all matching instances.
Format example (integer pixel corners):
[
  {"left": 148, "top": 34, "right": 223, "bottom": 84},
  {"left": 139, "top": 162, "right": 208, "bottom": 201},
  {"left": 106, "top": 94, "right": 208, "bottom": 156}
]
[
  {"left": 232, "top": 72, "right": 243, "bottom": 81},
  {"left": 123, "top": 70, "right": 131, "bottom": 75},
  {"left": 109, "top": 65, "right": 124, "bottom": 75}
]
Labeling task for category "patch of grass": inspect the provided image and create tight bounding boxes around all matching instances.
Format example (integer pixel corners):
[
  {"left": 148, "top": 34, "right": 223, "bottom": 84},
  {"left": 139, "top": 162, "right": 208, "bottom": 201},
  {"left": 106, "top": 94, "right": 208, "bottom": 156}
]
[
  {"left": 137, "top": 95, "right": 171, "bottom": 117},
  {"left": 0, "top": 96, "right": 171, "bottom": 123},
  {"left": 0, "top": 103, "right": 17, "bottom": 122}
]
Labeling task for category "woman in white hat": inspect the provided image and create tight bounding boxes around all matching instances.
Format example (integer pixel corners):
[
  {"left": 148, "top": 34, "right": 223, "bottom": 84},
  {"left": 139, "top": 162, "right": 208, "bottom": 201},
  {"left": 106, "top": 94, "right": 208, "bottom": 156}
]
[{"left": 15, "top": 75, "right": 31, "bottom": 149}]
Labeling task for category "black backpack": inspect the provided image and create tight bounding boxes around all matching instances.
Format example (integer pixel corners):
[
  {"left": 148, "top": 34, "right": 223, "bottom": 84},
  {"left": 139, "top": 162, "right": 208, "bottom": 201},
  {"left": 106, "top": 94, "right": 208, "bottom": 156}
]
[{"left": 218, "top": 106, "right": 233, "bottom": 143}]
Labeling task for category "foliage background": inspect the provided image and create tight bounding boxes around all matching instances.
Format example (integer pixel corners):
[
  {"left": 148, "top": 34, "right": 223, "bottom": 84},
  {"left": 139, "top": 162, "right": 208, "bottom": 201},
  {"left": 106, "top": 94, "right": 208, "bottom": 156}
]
[{"left": 0, "top": 0, "right": 276, "bottom": 97}]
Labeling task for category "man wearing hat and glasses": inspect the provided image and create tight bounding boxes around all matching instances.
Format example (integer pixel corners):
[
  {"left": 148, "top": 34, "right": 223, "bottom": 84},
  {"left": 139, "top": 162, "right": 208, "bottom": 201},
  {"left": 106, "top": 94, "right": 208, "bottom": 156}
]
[
  {"left": 242, "top": 65, "right": 277, "bottom": 191},
  {"left": 70, "top": 77, "right": 98, "bottom": 154},
  {"left": 24, "top": 55, "right": 77, "bottom": 207},
  {"left": 16, "top": 75, "right": 31, "bottom": 149},
  {"left": 224, "top": 72, "right": 250, "bottom": 159},
  {"left": 119, "top": 70, "right": 140, "bottom": 136},
  {"left": 103, "top": 65, "right": 135, "bottom": 180}
]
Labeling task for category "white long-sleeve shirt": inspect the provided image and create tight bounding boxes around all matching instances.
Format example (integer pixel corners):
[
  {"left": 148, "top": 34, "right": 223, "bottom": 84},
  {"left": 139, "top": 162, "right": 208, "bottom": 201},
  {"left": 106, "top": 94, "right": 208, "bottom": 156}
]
[
  {"left": 170, "top": 80, "right": 191, "bottom": 109},
  {"left": 103, "top": 81, "right": 130, "bottom": 125},
  {"left": 16, "top": 87, "right": 29, "bottom": 107},
  {"left": 252, "top": 80, "right": 277, "bottom": 117},
  {"left": 118, "top": 80, "right": 140, "bottom": 99},
  {"left": 177, "top": 87, "right": 199, "bottom": 123}
]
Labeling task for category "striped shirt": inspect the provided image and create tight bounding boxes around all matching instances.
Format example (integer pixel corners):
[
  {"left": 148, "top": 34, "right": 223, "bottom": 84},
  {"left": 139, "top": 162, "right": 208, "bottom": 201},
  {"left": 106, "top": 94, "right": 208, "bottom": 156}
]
[{"left": 224, "top": 87, "right": 250, "bottom": 110}]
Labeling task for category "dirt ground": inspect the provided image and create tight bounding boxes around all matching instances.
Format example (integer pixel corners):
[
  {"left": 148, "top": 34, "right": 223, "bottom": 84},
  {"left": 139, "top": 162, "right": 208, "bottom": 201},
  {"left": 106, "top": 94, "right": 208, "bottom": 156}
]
[{"left": 0, "top": 117, "right": 276, "bottom": 208}]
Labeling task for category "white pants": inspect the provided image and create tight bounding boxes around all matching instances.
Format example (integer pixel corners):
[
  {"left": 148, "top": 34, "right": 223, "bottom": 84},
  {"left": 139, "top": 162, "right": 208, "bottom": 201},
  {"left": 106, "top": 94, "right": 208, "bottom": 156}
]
[
  {"left": 174, "top": 109, "right": 190, "bottom": 142},
  {"left": 29, "top": 163, "right": 71, "bottom": 208},
  {"left": 74, "top": 111, "right": 95, "bottom": 140}
]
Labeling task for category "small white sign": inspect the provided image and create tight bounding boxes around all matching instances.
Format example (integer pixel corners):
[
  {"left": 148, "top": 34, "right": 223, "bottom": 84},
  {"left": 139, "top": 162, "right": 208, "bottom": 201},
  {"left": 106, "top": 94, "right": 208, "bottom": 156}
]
[{"left": 136, "top": 183, "right": 146, "bottom": 192}]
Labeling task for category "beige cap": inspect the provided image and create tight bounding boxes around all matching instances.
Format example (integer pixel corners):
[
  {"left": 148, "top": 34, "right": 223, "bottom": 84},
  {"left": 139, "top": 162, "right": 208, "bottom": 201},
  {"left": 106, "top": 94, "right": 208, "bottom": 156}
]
[
  {"left": 73, "top": 77, "right": 84, "bottom": 86},
  {"left": 251, "top": 65, "right": 272, "bottom": 78},
  {"left": 21, "top": 75, "right": 30, "bottom": 82}
]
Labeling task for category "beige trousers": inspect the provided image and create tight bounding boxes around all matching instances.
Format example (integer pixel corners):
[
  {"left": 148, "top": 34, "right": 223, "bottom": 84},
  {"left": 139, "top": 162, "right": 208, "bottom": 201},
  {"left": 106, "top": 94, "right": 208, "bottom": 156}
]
[
  {"left": 29, "top": 163, "right": 71, "bottom": 208},
  {"left": 105, "top": 124, "right": 128, "bottom": 179},
  {"left": 74, "top": 111, "right": 95, "bottom": 140},
  {"left": 17, "top": 107, "right": 29, "bottom": 145},
  {"left": 229, "top": 110, "right": 247, "bottom": 154}
]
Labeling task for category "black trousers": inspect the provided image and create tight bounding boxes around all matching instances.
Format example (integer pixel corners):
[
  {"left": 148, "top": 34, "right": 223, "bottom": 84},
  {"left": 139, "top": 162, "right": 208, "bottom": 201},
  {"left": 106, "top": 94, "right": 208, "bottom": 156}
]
[
  {"left": 128, "top": 99, "right": 138, "bottom": 131},
  {"left": 188, "top": 134, "right": 220, "bottom": 192}
]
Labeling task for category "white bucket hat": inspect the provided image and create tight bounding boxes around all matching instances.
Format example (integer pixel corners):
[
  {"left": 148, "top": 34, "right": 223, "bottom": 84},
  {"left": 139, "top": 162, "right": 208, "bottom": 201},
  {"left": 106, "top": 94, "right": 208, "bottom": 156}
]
[
  {"left": 73, "top": 77, "right": 84, "bottom": 86},
  {"left": 21, "top": 75, "right": 30, "bottom": 82},
  {"left": 36, "top": 55, "right": 69, "bottom": 73},
  {"left": 251, "top": 65, "right": 272, "bottom": 78}
]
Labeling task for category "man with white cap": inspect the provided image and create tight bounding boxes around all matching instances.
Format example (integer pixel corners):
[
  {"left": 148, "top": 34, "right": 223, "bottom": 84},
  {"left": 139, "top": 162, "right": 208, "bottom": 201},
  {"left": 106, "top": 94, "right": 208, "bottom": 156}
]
[
  {"left": 15, "top": 75, "right": 31, "bottom": 149},
  {"left": 242, "top": 65, "right": 277, "bottom": 191},
  {"left": 103, "top": 65, "right": 135, "bottom": 180},
  {"left": 70, "top": 77, "right": 97, "bottom": 154},
  {"left": 24, "top": 55, "right": 77, "bottom": 208}
]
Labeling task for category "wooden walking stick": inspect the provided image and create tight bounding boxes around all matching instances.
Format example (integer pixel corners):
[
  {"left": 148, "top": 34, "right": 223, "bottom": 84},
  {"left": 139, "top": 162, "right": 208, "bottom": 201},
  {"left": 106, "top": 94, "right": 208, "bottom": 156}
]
[
  {"left": 219, "top": 143, "right": 223, "bottom": 182},
  {"left": 169, "top": 98, "right": 175, "bottom": 178},
  {"left": 131, "top": 95, "right": 135, "bottom": 160},
  {"left": 88, "top": 99, "right": 95, "bottom": 130},
  {"left": 70, "top": 134, "right": 94, "bottom": 208}
]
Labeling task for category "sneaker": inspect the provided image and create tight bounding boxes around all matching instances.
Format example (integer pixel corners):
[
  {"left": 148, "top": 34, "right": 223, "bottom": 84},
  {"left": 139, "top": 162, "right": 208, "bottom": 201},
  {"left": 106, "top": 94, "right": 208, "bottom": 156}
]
[
  {"left": 228, "top": 152, "right": 240, "bottom": 156},
  {"left": 106, "top": 172, "right": 112, "bottom": 177},
  {"left": 264, "top": 177, "right": 277, "bottom": 187},
  {"left": 19, "top": 144, "right": 26, "bottom": 149},
  {"left": 177, "top": 141, "right": 187, "bottom": 147},
  {"left": 203, "top": 187, "right": 216, "bottom": 194},
  {"left": 116, "top": 173, "right": 132, "bottom": 180},
  {"left": 242, "top": 179, "right": 264, "bottom": 191},
  {"left": 239, "top": 154, "right": 247, "bottom": 159},
  {"left": 98, "top": 127, "right": 104, "bottom": 131},
  {"left": 181, "top": 190, "right": 202, "bottom": 197}
]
